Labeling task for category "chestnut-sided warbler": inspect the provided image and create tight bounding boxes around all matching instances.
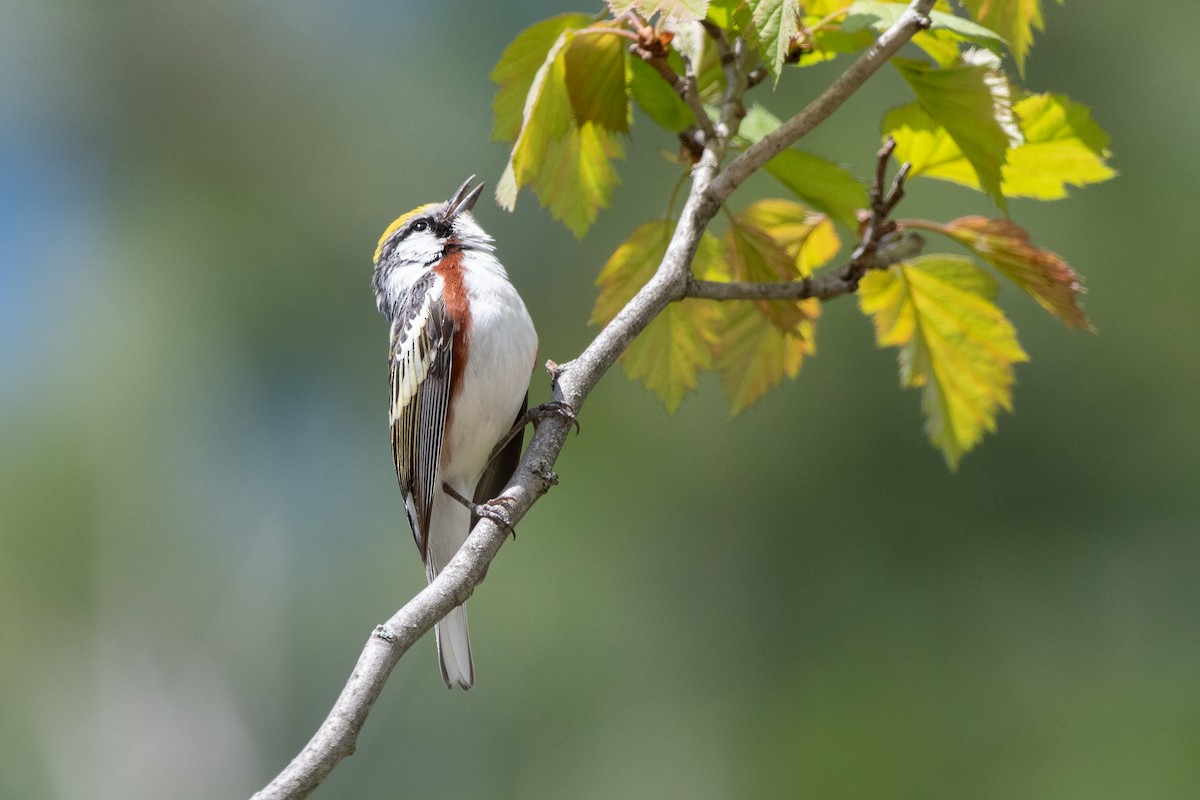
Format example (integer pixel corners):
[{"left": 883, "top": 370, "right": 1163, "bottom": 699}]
[{"left": 371, "top": 176, "right": 538, "bottom": 689}]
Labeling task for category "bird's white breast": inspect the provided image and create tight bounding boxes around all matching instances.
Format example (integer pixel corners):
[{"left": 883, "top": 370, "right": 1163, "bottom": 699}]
[{"left": 442, "top": 250, "right": 538, "bottom": 480}]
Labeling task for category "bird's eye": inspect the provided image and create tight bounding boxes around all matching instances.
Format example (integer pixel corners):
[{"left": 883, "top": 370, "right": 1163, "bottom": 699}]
[{"left": 412, "top": 219, "right": 429, "bottom": 233}]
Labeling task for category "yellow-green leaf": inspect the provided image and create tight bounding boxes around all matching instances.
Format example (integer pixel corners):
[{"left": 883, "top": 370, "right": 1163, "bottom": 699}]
[
  {"left": 714, "top": 299, "right": 816, "bottom": 416},
  {"left": 624, "top": 298, "right": 720, "bottom": 413},
  {"left": 962, "top": 0, "right": 1058, "bottom": 76},
  {"left": 921, "top": 216, "right": 1093, "bottom": 330},
  {"left": 495, "top": 30, "right": 574, "bottom": 211},
  {"left": 1003, "top": 93, "right": 1116, "bottom": 199},
  {"left": 494, "top": 25, "right": 627, "bottom": 237},
  {"left": 491, "top": 14, "right": 593, "bottom": 143},
  {"left": 887, "top": 93, "right": 1115, "bottom": 200},
  {"left": 858, "top": 255, "right": 1029, "bottom": 469},
  {"left": 592, "top": 222, "right": 668, "bottom": 327},
  {"left": 884, "top": 101, "right": 984, "bottom": 186},
  {"left": 706, "top": 199, "right": 826, "bottom": 415},
  {"left": 736, "top": 198, "right": 841, "bottom": 275},
  {"left": 638, "top": 228, "right": 726, "bottom": 412},
  {"left": 564, "top": 28, "right": 631, "bottom": 133},
  {"left": 591, "top": 221, "right": 722, "bottom": 412},
  {"left": 725, "top": 219, "right": 807, "bottom": 330},
  {"left": 533, "top": 122, "right": 625, "bottom": 238},
  {"left": 892, "top": 56, "right": 1016, "bottom": 205}
]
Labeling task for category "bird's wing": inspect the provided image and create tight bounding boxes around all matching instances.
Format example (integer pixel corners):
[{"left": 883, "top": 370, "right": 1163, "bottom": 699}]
[
  {"left": 389, "top": 271, "right": 454, "bottom": 560},
  {"left": 471, "top": 394, "right": 527, "bottom": 529}
]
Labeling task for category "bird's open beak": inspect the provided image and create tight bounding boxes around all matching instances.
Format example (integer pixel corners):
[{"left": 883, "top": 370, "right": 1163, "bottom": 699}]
[{"left": 445, "top": 175, "right": 485, "bottom": 219}]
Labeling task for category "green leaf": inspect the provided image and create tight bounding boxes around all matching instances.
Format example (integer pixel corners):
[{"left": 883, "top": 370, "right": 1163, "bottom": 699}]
[
  {"left": 962, "top": 0, "right": 1058, "bottom": 76},
  {"left": 892, "top": 55, "right": 1017, "bottom": 205},
  {"left": 491, "top": 14, "right": 593, "bottom": 143},
  {"left": 739, "top": 105, "right": 868, "bottom": 229},
  {"left": 592, "top": 220, "right": 722, "bottom": 412},
  {"left": 629, "top": 54, "right": 693, "bottom": 131},
  {"left": 920, "top": 216, "right": 1093, "bottom": 331},
  {"left": 858, "top": 255, "right": 1029, "bottom": 469},
  {"left": 564, "top": 28, "right": 631, "bottom": 133},
  {"left": 746, "top": 0, "right": 802, "bottom": 77},
  {"left": 886, "top": 93, "right": 1115, "bottom": 200},
  {"left": 764, "top": 151, "right": 869, "bottom": 231},
  {"left": 623, "top": 298, "right": 719, "bottom": 412}
]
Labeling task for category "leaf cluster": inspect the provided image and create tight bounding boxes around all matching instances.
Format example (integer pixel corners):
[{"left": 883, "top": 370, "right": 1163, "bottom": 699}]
[{"left": 491, "top": 0, "right": 1112, "bottom": 468}]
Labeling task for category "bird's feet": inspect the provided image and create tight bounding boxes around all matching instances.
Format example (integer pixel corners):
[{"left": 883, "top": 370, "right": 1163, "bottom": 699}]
[
  {"left": 443, "top": 483, "right": 519, "bottom": 539},
  {"left": 474, "top": 495, "right": 519, "bottom": 539},
  {"left": 486, "top": 400, "right": 580, "bottom": 467},
  {"left": 521, "top": 400, "right": 580, "bottom": 435}
]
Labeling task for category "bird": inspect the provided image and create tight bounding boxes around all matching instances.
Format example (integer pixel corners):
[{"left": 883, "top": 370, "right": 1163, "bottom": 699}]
[{"left": 371, "top": 176, "right": 538, "bottom": 689}]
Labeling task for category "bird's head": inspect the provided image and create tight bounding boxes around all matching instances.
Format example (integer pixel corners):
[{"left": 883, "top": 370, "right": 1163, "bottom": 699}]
[
  {"left": 373, "top": 176, "right": 493, "bottom": 271},
  {"left": 371, "top": 176, "right": 495, "bottom": 316}
]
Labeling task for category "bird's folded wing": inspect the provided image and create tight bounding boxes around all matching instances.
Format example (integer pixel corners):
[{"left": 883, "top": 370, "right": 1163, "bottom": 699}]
[
  {"left": 389, "top": 272, "right": 453, "bottom": 560},
  {"left": 471, "top": 394, "right": 527, "bottom": 528}
]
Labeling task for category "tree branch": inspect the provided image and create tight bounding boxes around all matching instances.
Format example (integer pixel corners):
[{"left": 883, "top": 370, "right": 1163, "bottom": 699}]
[{"left": 250, "top": 3, "right": 936, "bottom": 797}]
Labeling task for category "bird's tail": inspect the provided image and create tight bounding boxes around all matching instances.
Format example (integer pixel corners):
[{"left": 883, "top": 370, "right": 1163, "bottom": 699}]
[
  {"left": 426, "top": 486, "right": 475, "bottom": 689},
  {"left": 435, "top": 603, "right": 474, "bottom": 690}
]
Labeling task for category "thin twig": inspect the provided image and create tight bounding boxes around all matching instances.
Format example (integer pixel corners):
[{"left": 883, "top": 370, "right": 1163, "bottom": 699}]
[
  {"left": 702, "top": 18, "right": 749, "bottom": 139},
  {"left": 678, "top": 52, "right": 718, "bottom": 141},
  {"left": 746, "top": 66, "right": 769, "bottom": 89},
  {"left": 688, "top": 138, "right": 922, "bottom": 303},
  {"left": 632, "top": 45, "right": 715, "bottom": 141},
  {"left": 686, "top": 228, "right": 925, "bottom": 303},
  {"left": 843, "top": 136, "right": 913, "bottom": 287}
]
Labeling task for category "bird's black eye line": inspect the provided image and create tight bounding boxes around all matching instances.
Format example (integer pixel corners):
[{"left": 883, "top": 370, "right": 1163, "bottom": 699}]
[{"left": 378, "top": 216, "right": 445, "bottom": 263}]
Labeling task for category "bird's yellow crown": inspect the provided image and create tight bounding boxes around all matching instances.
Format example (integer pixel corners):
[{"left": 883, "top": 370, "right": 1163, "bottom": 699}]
[{"left": 374, "top": 202, "right": 440, "bottom": 262}]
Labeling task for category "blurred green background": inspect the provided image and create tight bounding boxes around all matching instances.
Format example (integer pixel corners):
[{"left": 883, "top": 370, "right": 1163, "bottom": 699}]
[{"left": 3, "top": 1, "right": 1198, "bottom": 798}]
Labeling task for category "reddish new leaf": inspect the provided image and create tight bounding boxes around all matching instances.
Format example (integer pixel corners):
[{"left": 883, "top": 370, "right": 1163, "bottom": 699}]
[{"left": 919, "top": 216, "right": 1093, "bottom": 331}]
